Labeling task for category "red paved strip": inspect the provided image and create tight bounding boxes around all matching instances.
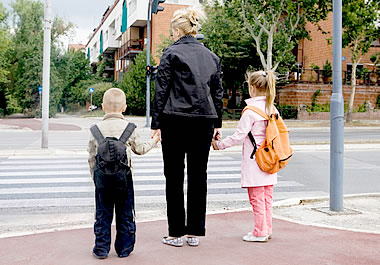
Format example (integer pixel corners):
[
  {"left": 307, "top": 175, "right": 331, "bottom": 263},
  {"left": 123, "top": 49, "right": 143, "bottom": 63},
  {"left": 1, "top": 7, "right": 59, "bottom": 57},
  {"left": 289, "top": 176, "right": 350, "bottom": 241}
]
[
  {"left": 0, "top": 211, "right": 379, "bottom": 265},
  {"left": 0, "top": 119, "right": 81, "bottom": 131}
]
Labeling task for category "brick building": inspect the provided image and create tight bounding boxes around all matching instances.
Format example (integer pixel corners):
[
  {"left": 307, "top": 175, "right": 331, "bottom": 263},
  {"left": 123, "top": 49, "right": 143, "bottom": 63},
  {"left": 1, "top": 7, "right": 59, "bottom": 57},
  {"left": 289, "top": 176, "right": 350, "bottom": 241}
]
[{"left": 279, "top": 12, "right": 380, "bottom": 109}]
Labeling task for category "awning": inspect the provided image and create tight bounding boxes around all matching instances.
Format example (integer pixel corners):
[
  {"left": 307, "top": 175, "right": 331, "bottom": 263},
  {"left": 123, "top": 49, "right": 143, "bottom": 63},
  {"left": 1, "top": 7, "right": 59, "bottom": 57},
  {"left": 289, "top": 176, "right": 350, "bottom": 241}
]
[
  {"left": 100, "top": 30, "right": 103, "bottom": 54},
  {"left": 121, "top": 0, "right": 127, "bottom": 33}
]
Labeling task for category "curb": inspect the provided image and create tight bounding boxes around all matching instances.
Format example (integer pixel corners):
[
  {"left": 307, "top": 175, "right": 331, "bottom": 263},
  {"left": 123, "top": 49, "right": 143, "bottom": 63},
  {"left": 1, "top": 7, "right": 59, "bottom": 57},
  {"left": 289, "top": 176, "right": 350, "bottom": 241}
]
[{"left": 272, "top": 193, "right": 380, "bottom": 235}]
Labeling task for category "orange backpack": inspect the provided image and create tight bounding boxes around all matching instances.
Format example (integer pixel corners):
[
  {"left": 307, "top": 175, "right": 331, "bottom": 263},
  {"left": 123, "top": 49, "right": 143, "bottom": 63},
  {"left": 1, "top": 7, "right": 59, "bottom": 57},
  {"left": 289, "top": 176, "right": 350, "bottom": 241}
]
[{"left": 242, "top": 106, "right": 293, "bottom": 174}]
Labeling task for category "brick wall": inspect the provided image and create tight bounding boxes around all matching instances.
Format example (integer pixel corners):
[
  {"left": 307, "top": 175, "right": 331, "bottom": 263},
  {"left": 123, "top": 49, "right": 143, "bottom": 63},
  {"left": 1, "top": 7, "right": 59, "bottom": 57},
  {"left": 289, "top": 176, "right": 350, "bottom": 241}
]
[
  {"left": 300, "top": 13, "right": 380, "bottom": 71},
  {"left": 278, "top": 83, "right": 380, "bottom": 109}
]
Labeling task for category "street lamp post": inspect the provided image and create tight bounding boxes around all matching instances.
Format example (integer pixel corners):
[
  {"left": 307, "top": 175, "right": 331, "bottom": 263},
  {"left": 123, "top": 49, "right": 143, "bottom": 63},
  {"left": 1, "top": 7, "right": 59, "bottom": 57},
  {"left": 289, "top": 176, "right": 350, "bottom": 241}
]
[
  {"left": 41, "top": 0, "right": 52, "bottom": 148},
  {"left": 146, "top": 0, "right": 166, "bottom": 128},
  {"left": 330, "top": 0, "right": 344, "bottom": 211},
  {"left": 146, "top": 0, "right": 152, "bottom": 127}
]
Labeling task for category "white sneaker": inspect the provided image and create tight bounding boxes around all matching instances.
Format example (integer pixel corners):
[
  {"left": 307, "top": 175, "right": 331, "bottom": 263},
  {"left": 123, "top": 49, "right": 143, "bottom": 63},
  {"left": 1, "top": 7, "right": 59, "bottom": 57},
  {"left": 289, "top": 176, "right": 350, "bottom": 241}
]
[
  {"left": 186, "top": 237, "right": 200, "bottom": 247},
  {"left": 162, "top": 237, "right": 183, "bottom": 247},
  {"left": 248, "top": 232, "right": 272, "bottom": 240},
  {"left": 242, "top": 233, "right": 268, "bottom": 242}
]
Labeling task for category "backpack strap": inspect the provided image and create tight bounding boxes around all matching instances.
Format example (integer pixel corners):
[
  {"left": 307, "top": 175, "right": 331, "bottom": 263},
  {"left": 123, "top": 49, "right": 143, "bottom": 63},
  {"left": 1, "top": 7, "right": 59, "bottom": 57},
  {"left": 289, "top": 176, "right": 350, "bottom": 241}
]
[
  {"left": 119, "top": 123, "right": 137, "bottom": 144},
  {"left": 90, "top": 125, "right": 105, "bottom": 144},
  {"left": 247, "top": 132, "right": 257, "bottom": 159},
  {"left": 242, "top": 106, "right": 270, "bottom": 160},
  {"left": 242, "top": 106, "right": 270, "bottom": 120}
]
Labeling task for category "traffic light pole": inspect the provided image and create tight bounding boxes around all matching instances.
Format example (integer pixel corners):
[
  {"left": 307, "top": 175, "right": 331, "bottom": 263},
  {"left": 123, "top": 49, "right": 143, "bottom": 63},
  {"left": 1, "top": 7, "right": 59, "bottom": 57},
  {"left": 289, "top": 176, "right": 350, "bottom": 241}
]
[
  {"left": 330, "top": 0, "right": 344, "bottom": 211},
  {"left": 146, "top": 0, "right": 152, "bottom": 128},
  {"left": 41, "top": 0, "right": 52, "bottom": 148}
]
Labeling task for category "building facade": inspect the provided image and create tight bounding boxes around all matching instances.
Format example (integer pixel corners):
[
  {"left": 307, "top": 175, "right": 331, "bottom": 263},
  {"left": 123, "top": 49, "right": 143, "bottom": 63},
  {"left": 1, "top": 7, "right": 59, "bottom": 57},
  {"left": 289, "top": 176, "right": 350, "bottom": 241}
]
[
  {"left": 85, "top": 0, "right": 202, "bottom": 82},
  {"left": 278, "top": 12, "right": 380, "bottom": 110}
]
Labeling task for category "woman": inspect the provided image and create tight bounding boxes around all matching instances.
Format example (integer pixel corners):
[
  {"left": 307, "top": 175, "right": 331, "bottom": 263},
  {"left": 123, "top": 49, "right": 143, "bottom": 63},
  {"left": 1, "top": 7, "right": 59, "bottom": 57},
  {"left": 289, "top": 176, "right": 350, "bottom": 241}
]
[{"left": 151, "top": 7, "right": 224, "bottom": 247}]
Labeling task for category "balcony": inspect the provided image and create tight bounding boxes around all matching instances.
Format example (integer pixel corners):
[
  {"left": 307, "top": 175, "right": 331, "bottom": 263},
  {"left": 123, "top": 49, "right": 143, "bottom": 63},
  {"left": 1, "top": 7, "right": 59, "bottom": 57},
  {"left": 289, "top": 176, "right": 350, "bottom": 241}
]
[{"left": 119, "top": 39, "right": 144, "bottom": 60}]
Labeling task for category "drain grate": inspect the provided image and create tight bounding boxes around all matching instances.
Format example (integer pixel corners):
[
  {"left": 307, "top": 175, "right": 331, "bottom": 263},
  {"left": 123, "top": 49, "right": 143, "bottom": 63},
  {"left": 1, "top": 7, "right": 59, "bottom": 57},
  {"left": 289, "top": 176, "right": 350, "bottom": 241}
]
[{"left": 311, "top": 207, "right": 362, "bottom": 216}]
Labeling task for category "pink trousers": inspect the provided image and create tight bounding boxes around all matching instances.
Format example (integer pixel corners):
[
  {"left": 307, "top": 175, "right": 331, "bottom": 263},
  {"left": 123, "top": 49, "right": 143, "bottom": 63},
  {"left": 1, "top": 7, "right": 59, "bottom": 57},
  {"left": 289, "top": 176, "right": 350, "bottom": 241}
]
[{"left": 247, "top": 185, "right": 273, "bottom": 237}]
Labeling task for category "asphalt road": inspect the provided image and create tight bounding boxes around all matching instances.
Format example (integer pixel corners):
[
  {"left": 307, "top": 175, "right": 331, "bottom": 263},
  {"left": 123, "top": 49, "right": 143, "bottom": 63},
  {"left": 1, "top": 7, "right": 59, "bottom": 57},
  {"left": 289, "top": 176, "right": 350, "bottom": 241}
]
[
  {"left": 0, "top": 127, "right": 379, "bottom": 150},
  {"left": 0, "top": 148, "right": 379, "bottom": 236}
]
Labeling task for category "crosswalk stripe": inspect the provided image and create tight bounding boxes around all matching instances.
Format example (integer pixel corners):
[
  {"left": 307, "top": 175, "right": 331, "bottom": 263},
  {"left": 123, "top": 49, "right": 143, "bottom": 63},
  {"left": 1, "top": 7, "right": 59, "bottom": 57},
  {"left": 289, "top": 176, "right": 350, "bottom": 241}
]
[
  {"left": 0, "top": 171, "right": 89, "bottom": 177},
  {"left": 0, "top": 174, "right": 245, "bottom": 184},
  {"left": 0, "top": 181, "right": 303, "bottom": 195},
  {"left": 0, "top": 153, "right": 311, "bottom": 214},
  {"left": 0, "top": 161, "right": 241, "bottom": 170}
]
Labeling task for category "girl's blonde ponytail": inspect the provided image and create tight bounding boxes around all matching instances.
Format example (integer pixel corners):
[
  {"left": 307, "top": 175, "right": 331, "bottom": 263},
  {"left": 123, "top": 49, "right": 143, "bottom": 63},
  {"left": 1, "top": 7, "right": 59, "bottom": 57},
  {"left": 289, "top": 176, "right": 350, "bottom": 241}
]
[
  {"left": 245, "top": 70, "right": 276, "bottom": 115},
  {"left": 265, "top": 71, "right": 276, "bottom": 115}
]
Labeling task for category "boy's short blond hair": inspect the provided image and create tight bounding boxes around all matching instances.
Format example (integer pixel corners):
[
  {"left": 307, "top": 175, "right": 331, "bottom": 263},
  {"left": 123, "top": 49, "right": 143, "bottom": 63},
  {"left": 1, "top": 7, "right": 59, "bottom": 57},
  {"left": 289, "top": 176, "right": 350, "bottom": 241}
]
[{"left": 102, "top": 88, "right": 126, "bottom": 112}]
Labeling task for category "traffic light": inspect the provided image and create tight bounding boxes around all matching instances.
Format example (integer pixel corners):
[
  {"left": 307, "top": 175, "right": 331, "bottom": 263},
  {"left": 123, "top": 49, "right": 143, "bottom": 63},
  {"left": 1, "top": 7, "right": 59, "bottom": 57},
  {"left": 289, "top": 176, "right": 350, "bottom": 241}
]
[
  {"left": 152, "top": 0, "right": 165, "bottom": 14},
  {"left": 146, "top": 65, "right": 159, "bottom": 80},
  {"left": 150, "top": 66, "right": 158, "bottom": 80},
  {"left": 146, "top": 65, "right": 152, "bottom": 76}
]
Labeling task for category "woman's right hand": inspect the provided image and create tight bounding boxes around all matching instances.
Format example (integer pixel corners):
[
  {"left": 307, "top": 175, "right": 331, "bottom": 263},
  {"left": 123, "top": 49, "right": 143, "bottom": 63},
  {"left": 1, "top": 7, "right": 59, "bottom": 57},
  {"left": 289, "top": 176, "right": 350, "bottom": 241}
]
[{"left": 211, "top": 139, "right": 219, "bottom": 150}]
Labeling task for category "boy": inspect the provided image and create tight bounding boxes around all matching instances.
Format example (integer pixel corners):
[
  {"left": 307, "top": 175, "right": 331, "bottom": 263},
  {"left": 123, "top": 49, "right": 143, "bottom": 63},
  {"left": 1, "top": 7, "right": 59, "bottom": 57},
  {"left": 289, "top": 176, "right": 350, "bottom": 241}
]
[{"left": 88, "top": 88, "right": 159, "bottom": 259}]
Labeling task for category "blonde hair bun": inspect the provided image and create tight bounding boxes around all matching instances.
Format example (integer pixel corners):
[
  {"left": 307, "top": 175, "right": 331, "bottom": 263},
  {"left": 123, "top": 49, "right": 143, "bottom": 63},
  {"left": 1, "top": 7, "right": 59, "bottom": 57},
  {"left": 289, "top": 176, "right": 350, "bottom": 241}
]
[{"left": 171, "top": 7, "right": 205, "bottom": 36}]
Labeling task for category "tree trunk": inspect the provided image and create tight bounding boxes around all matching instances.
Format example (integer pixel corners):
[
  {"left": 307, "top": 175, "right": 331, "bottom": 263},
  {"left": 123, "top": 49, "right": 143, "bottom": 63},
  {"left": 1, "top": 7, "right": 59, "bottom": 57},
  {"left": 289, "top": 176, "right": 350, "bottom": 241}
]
[{"left": 346, "top": 64, "right": 357, "bottom": 122}]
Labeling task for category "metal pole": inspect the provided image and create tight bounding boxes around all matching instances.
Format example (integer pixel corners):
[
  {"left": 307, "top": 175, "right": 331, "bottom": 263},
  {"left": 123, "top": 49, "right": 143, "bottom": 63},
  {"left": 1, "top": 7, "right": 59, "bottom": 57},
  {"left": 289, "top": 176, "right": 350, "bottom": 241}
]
[
  {"left": 39, "top": 93, "right": 41, "bottom": 118},
  {"left": 330, "top": 0, "right": 344, "bottom": 211},
  {"left": 41, "top": 0, "right": 52, "bottom": 149},
  {"left": 146, "top": 0, "right": 152, "bottom": 127},
  {"left": 90, "top": 93, "right": 93, "bottom": 107}
]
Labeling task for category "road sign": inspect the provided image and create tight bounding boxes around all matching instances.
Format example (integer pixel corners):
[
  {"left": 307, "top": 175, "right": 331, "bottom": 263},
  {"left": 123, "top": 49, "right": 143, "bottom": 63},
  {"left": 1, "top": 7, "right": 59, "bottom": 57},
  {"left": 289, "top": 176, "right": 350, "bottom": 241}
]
[
  {"left": 89, "top": 87, "right": 94, "bottom": 93},
  {"left": 38, "top": 86, "right": 42, "bottom": 95}
]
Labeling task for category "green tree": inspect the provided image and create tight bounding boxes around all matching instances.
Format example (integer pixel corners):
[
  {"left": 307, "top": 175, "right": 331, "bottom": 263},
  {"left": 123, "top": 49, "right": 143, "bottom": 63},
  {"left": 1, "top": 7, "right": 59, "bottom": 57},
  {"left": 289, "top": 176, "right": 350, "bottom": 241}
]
[
  {"left": 56, "top": 50, "right": 92, "bottom": 108},
  {"left": 238, "top": 0, "right": 331, "bottom": 71},
  {"left": 6, "top": 0, "right": 74, "bottom": 116},
  {"left": 0, "top": 3, "right": 12, "bottom": 84},
  {"left": 120, "top": 50, "right": 156, "bottom": 115},
  {"left": 0, "top": 3, "right": 13, "bottom": 114},
  {"left": 156, "top": 30, "right": 175, "bottom": 59},
  {"left": 202, "top": 0, "right": 261, "bottom": 107},
  {"left": 343, "top": 0, "right": 380, "bottom": 122}
]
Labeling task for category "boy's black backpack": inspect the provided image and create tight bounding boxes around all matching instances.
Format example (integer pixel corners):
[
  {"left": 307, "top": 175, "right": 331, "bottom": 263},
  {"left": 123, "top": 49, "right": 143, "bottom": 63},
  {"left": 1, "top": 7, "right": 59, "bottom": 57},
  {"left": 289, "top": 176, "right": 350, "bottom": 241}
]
[{"left": 90, "top": 123, "right": 136, "bottom": 190}]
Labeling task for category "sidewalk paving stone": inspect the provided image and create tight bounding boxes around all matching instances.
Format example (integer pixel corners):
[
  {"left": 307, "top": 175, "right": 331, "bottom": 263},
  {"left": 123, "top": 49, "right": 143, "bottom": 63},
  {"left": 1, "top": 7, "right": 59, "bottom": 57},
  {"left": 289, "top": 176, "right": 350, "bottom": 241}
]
[{"left": 1, "top": 210, "right": 380, "bottom": 265}]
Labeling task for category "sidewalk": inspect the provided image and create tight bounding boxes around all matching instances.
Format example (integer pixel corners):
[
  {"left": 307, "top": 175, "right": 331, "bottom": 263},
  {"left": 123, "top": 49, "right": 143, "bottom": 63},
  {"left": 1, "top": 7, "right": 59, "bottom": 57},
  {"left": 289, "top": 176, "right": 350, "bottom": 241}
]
[{"left": 1, "top": 194, "right": 380, "bottom": 265}]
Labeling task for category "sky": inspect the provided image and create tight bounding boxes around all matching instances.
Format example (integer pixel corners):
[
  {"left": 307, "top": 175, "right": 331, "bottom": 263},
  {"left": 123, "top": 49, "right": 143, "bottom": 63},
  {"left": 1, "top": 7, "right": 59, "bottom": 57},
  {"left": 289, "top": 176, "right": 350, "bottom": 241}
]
[{"left": 2, "top": 0, "right": 116, "bottom": 45}]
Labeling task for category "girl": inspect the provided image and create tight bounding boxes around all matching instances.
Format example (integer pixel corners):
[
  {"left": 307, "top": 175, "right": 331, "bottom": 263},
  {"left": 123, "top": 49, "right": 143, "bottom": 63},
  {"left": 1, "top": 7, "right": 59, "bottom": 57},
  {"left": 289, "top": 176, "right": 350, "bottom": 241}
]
[{"left": 212, "top": 70, "right": 277, "bottom": 242}]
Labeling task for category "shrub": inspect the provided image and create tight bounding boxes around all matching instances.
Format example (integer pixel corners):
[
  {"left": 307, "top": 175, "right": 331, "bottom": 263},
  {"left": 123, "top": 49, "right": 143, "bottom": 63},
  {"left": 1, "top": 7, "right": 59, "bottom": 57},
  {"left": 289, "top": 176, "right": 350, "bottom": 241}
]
[
  {"left": 82, "top": 82, "right": 113, "bottom": 108},
  {"left": 120, "top": 50, "right": 156, "bottom": 115},
  {"left": 276, "top": 104, "right": 298, "bottom": 119}
]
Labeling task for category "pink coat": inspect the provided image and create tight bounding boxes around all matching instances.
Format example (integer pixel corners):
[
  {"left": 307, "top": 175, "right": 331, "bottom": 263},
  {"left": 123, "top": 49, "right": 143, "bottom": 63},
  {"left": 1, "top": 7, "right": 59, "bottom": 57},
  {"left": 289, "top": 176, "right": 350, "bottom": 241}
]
[{"left": 216, "top": 96, "right": 277, "bottom": 188}]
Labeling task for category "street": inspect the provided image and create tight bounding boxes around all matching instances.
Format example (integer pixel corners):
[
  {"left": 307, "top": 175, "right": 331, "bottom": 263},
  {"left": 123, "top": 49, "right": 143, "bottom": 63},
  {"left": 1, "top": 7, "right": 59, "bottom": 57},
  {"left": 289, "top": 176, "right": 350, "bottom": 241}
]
[
  {"left": 0, "top": 116, "right": 379, "bottom": 236},
  {"left": 0, "top": 144, "right": 379, "bottom": 236}
]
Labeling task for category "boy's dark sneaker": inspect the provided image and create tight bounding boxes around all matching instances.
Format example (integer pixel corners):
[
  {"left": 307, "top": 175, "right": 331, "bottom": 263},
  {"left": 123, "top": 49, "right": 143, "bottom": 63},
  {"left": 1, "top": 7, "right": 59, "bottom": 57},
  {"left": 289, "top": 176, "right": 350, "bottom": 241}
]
[
  {"left": 92, "top": 252, "right": 108, "bottom": 259},
  {"left": 118, "top": 253, "right": 131, "bottom": 258}
]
